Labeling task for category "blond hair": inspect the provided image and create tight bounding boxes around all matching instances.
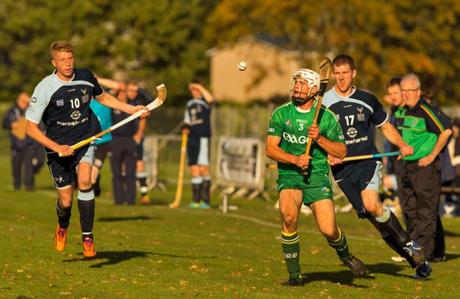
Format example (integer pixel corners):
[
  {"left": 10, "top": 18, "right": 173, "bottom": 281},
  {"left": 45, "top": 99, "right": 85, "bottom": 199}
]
[{"left": 50, "top": 40, "right": 73, "bottom": 58}]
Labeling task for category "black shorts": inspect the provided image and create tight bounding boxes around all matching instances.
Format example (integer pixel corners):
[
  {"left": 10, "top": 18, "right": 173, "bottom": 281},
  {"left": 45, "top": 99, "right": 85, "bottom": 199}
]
[
  {"left": 136, "top": 138, "right": 144, "bottom": 161},
  {"left": 94, "top": 142, "right": 111, "bottom": 167},
  {"left": 333, "top": 160, "right": 383, "bottom": 216},
  {"left": 47, "top": 145, "right": 95, "bottom": 189},
  {"left": 187, "top": 135, "right": 210, "bottom": 166}
]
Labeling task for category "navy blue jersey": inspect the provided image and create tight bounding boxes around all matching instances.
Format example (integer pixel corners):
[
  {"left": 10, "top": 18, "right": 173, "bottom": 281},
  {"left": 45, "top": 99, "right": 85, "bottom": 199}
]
[
  {"left": 184, "top": 98, "right": 212, "bottom": 137},
  {"left": 26, "top": 68, "right": 102, "bottom": 146},
  {"left": 323, "top": 87, "right": 388, "bottom": 176}
]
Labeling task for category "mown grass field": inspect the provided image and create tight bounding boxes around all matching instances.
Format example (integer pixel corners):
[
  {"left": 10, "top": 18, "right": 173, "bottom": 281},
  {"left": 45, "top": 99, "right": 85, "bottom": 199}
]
[{"left": 0, "top": 150, "right": 459, "bottom": 299}]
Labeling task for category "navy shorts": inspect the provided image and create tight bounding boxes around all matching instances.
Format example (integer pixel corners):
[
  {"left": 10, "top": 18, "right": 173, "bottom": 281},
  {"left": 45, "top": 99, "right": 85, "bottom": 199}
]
[
  {"left": 333, "top": 159, "right": 383, "bottom": 216},
  {"left": 94, "top": 141, "right": 111, "bottom": 168},
  {"left": 187, "top": 136, "right": 210, "bottom": 166},
  {"left": 47, "top": 145, "right": 95, "bottom": 189}
]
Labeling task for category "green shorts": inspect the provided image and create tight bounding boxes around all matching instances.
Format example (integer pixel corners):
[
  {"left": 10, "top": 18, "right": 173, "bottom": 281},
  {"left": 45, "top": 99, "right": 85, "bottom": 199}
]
[{"left": 277, "top": 172, "right": 333, "bottom": 205}]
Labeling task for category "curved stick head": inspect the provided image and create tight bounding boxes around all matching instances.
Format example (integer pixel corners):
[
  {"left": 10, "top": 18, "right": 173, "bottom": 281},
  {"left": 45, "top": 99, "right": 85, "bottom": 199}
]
[
  {"left": 147, "top": 84, "right": 167, "bottom": 111},
  {"left": 318, "top": 58, "right": 332, "bottom": 95}
]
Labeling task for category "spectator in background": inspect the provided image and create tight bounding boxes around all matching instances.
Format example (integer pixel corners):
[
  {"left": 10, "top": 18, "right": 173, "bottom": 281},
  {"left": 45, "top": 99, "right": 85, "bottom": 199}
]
[
  {"left": 381, "top": 78, "right": 405, "bottom": 214},
  {"left": 126, "top": 81, "right": 153, "bottom": 204},
  {"left": 397, "top": 73, "right": 452, "bottom": 262},
  {"left": 446, "top": 118, "right": 460, "bottom": 216},
  {"left": 183, "top": 79, "right": 214, "bottom": 209},
  {"left": 2, "top": 92, "right": 44, "bottom": 191},
  {"left": 110, "top": 89, "right": 139, "bottom": 205},
  {"left": 90, "top": 76, "right": 121, "bottom": 197}
]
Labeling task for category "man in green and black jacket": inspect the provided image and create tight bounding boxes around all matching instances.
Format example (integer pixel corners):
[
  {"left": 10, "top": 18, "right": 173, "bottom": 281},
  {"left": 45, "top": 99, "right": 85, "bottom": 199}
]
[{"left": 395, "top": 73, "right": 452, "bottom": 262}]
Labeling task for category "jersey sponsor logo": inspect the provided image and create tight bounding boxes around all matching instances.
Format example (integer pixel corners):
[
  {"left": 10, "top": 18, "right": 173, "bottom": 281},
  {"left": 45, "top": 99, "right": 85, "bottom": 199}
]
[
  {"left": 57, "top": 117, "right": 89, "bottom": 127},
  {"left": 345, "top": 135, "right": 368, "bottom": 145},
  {"left": 31, "top": 97, "right": 37, "bottom": 103},
  {"left": 67, "top": 88, "right": 76, "bottom": 92},
  {"left": 285, "top": 119, "right": 292, "bottom": 127},
  {"left": 346, "top": 127, "right": 358, "bottom": 138},
  {"left": 267, "top": 127, "right": 275, "bottom": 133},
  {"left": 282, "top": 132, "right": 307, "bottom": 144},
  {"left": 70, "top": 110, "right": 81, "bottom": 120},
  {"left": 56, "top": 99, "right": 64, "bottom": 107}
]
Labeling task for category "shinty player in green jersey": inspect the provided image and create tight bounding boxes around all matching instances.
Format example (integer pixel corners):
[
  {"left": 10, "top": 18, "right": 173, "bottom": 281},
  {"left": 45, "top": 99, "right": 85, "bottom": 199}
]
[{"left": 266, "top": 69, "right": 368, "bottom": 286}]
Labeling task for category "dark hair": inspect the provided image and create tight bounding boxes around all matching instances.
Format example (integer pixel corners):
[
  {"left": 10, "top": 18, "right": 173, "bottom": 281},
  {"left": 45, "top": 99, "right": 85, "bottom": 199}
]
[
  {"left": 453, "top": 118, "right": 460, "bottom": 128},
  {"left": 386, "top": 77, "right": 401, "bottom": 88},
  {"left": 190, "top": 78, "right": 203, "bottom": 85},
  {"left": 332, "top": 54, "right": 355, "bottom": 70}
]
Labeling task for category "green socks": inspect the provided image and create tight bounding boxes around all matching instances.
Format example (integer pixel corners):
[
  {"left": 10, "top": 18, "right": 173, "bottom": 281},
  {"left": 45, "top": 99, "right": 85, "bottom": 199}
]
[
  {"left": 281, "top": 231, "right": 301, "bottom": 279},
  {"left": 327, "top": 228, "right": 350, "bottom": 261}
]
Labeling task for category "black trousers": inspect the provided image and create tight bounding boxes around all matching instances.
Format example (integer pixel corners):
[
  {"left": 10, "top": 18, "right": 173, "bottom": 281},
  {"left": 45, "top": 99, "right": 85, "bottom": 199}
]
[
  {"left": 400, "top": 157, "right": 445, "bottom": 259},
  {"left": 11, "top": 146, "right": 35, "bottom": 190},
  {"left": 110, "top": 137, "right": 137, "bottom": 205}
]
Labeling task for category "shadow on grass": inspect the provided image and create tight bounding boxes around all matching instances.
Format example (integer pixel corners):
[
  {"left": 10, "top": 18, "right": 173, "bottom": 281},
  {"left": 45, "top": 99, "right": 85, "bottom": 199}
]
[
  {"left": 444, "top": 229, "right": 460, "bottom": 237},
  {"left": 301, "top": 270, "right": 373, "bottom": 288},
  {"left": 301, "top": 262, "right": 416, "bottom": 286},
  {"left": 97, "top": 216, "right": 160, "bottom": 222},
  {"left": 366, "top": 262, "right": 414, "bottom": 279},
  {"left": 445, "top": 252, "right": 460, "bottom": 261},
  {"left": 62, "top": 250, "right": 217, "bottom": 268}
]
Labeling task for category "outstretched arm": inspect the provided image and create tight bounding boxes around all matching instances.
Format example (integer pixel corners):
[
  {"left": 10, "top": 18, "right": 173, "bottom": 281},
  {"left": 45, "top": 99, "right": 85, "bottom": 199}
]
[
  {"left": 380, "top": 122, "right": 413, "bottom": 158},
  {"left": 96, "top": 92, "right": 147, "bottom": 116}
]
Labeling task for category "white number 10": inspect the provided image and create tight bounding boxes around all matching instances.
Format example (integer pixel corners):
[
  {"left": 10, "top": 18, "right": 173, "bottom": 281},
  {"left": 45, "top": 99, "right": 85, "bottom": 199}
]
[{"left": 70, "top": 98, "right": 80, "bottom": 109}]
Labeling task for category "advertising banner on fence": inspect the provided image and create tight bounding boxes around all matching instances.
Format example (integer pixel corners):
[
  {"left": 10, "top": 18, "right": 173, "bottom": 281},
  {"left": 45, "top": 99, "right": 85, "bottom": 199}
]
[{"left": 216, "top": 137, "right": 265, "bottom": 190}]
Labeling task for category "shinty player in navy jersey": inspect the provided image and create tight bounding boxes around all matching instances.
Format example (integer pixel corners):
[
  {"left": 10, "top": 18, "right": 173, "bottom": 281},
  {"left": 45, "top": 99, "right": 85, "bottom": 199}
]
[
  {"left": 323, "top": 54, "right": 431, "bottom": 279},
  {"left": 25, "top": 40, "right": 149, "bottom": 258}
]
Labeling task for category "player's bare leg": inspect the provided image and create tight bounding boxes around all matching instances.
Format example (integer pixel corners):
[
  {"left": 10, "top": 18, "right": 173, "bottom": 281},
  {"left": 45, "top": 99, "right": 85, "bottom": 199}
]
[
  {"left": 279, "top": 189, "right": 304, "bottom": 286},
  {"left": 310, "top": 199, "right": 368, "bottom": 277},
  {"left": 77, "top": 161, "right": 96, "bottom": 258}
]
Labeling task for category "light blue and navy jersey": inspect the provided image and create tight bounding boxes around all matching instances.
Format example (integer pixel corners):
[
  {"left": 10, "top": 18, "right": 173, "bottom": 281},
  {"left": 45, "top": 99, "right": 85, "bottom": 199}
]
[
  {"left": 323, "top": 87, "right": 388, "bottom": 157},
  {"left": 184, "top": 97, "right": 212, "bottom": 137},
  {"left": 26, "top": 68, "right": 102, "bottom": 147},
  {"left": 90, "top": 99, "right": 112, "bottom": 145},
  {"left": 323, "top": 87, "right": 388, "bottom": 176}
]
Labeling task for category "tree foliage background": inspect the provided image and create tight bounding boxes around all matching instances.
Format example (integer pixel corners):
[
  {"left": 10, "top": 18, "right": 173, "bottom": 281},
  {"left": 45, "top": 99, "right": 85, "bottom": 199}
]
[{"left": 1, "top": 0, "right": 460, "bottom": 105}]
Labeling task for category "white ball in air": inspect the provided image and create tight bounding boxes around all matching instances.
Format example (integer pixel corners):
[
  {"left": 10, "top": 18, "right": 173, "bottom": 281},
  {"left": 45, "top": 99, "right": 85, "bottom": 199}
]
[{"left": 238, "top": 61, "right": 247, "bottom": 71}]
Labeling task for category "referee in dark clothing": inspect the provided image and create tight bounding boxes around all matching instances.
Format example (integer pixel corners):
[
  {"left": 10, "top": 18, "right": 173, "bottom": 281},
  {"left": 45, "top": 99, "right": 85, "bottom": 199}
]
[
  {"left": 110, "top": 89, "right": 138, "bottom": 205},
  {"left": 397, "top": 73, "right": 452, "bottom": 261}
]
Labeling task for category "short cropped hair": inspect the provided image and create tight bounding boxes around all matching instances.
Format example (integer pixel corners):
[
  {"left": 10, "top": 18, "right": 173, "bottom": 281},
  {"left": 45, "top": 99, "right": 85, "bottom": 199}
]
[
  {"left": 50, "top": 40, "right": 73, "bottom": 58},
  {"left": 386, "top": 77, "right": 401, "bottom": 88},
  {"left": 332, "top": 54, "right": 355, "bottom": 70},
  {"left": 401, "top": 73, "right": 421, "bottom": 89}
]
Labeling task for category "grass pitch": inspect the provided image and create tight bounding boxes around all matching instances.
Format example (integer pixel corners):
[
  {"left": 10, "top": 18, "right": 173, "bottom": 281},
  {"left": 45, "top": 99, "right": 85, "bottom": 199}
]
[{"left": 0, "top": 153, "right": 459, "bottom": 298}]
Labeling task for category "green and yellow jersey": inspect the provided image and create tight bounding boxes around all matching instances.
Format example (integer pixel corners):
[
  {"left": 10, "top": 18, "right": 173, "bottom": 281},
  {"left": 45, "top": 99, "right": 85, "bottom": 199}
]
[{"left": 267, "top": 100, "right": 344, "bottom": 176}]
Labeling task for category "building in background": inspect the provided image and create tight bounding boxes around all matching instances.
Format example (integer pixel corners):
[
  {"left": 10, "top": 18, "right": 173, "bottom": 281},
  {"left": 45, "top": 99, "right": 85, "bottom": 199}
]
[{"left": 208, "top": 37, "right": 317, "bottom": 103}]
